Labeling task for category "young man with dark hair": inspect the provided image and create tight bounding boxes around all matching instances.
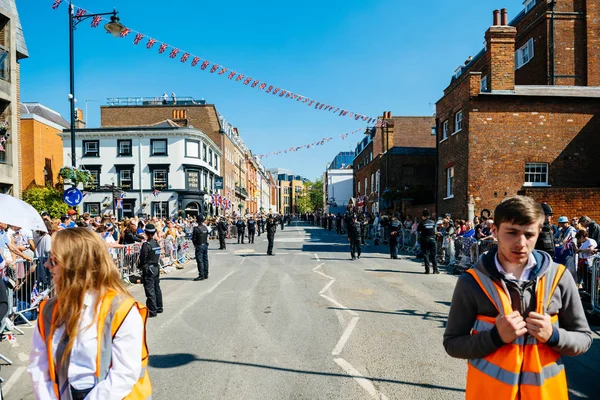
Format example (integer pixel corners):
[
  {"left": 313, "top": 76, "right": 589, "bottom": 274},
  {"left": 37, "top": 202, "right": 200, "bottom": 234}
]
[{"left": 444, "top": 196, "right": 591, "bottom": 399}]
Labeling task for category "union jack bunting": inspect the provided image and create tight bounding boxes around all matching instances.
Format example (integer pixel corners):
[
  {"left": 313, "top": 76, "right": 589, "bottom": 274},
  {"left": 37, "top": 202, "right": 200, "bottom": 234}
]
[
  {"left": 251, "top": 80, "right": 260, "bottom": 88},
  {"left": 200, "top": 60, "right": 210, "bottom": 70},
  {"left": 180, "top": 53, "right": 190, "bottom": 63},
  {"left": 152, "top": 189, "right": 160, "bottom": 197},
  {"left": 125, "top": 245, "right": 133, "bottom": 256},
  {"left": 191, "top": 57, "right": 200, "bottom": 67},
  {"left": 146, "top": 38, "right": 157, "bottom": 49},
  {"left": 243, "top": 77, "right": 252, "bottom": 85},
  {"left": 303, "top": 98, "right": 309, "bottom": 103},
  {"left": 235, "top": 74, "right": 244, "bottom": 82},
  {"left": 339, "top": 109, "right": 344, "bottom": 116},
  {"left": 319, "top": 104, "right": 325, "bottom": 109},
  {"left": 219, "top": 67, "right": 228, "bottom": 75},
  {"left": 169, "top": 48, "right": 179, "bottom": 58},
  {"left": 51, "top": 0, "right": 62, "bottom": 9},
  {"left": 90, "top": 16, "right": 102, "bottom": 28},
  {"left": 348, "top": 112, "right": 354, "bottom": 118},
  {"left": 279, "top": 90, "right": 286, "bottom": 97},
  {"left": 0, "top": 143, "right": 4, "bottom": 152},
  {"left": 158, "top": 43, "right": 168, "bottom": 54},
  {"left": 273, "top": 88, "right": 280, "bottom": 94},
  {"left": 315, "top": 102, "right": 320, "bottom": 109},
  {"left": 308, "top": 100, "right": 314, "bottom": 106},
  {"left": 259, "top": 83, "right": 267, "bottom": 90},
  {"left": 227, "top": 71, "right": 236, "bottom": 79},
  {"left": 266, "top": 85, "right": 273, "bottom": 93},
  {"left": 119, "top": 28, "right": 131, "bottom": 38},
  {"left": 334, "top": 108, "right": 340, "bottom": 113},
  {"left": 75, "top": 8, "right": 87, "bottom": 17},
  {"left": 362, "top": 115, "right": 369, "bottom": 121},
  {"left": 285, "top": 92, "right": 292, "bottom": 98},
  {"left": 133, "top": 33, "right": 144, "bottom": 44},
  {"left": 210, "top": 64, "right": 219, "bottom": 73}
]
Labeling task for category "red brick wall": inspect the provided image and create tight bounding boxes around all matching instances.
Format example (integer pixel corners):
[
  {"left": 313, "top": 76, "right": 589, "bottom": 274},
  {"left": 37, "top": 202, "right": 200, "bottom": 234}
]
[
  {"left": 587, "top": 0, "right": 600, "bottom": 86},
  {"left": 388, "top": 116, "right": 436, "bottom": 148},
  {"left": 518, "top": 187, "right": 600, "bottom": 221}
]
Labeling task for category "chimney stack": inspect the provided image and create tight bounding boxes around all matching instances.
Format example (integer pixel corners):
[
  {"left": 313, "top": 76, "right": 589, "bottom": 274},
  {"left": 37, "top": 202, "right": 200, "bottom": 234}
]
[
  {"left": 74, "top": 107, "right": 86, "bottom": 129},
  {"left": 485, "top": 9, "right": 517, "bottom": 91}
]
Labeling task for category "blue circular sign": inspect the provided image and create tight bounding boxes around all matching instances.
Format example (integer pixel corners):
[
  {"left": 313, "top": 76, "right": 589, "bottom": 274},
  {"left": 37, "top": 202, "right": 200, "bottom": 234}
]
[{"left": 64, "top": 187, "right": 83, "bottom": 206}]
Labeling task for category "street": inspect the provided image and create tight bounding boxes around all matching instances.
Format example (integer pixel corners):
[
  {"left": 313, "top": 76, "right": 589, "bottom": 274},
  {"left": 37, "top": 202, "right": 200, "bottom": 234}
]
[{"left": 3, "top": 221, "right": 600, "bottom": 399}]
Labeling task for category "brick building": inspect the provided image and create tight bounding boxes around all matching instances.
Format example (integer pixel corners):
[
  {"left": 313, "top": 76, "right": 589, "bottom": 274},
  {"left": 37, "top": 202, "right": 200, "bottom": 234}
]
[
  {"left": 20, "top": 103, "right": 69, "bottom": 189},
  {"left": 353, "top": 112, "right": 436, "bottom": 214},
  {"left": 436, "top": 3, "right": 600, "bottom": 221}
]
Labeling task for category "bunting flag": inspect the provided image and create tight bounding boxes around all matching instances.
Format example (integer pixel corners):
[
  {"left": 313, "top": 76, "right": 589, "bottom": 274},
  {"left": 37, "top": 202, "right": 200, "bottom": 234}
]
[
  {"left": 180, "top": 53, "right": 190, "bottom": 63},
  {"left": 152, "top": 189, "right": 160, "bottom": 197},
  {"left": 243, "top": 77, "right": 252, "bottom": 85},
  {"left": 51, "top": 1, "right": 375, "bottom": 123}
]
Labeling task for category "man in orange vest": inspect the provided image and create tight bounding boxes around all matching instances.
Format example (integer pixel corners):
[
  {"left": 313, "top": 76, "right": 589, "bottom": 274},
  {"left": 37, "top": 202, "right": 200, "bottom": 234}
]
[{"left": 444, "top": 196, "right": 592, "bottom": 399}]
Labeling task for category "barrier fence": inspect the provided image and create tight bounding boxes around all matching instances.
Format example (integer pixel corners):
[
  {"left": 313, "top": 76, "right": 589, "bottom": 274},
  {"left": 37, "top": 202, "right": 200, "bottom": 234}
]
[{"left": 591, "top": 257, "right": 600, "bottom": 317}]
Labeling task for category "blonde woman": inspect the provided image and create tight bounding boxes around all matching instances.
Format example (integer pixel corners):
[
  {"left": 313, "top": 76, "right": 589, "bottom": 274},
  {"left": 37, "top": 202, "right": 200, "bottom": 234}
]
[{"left": 28, "top": 228, "right": 151, "bottom": 399}]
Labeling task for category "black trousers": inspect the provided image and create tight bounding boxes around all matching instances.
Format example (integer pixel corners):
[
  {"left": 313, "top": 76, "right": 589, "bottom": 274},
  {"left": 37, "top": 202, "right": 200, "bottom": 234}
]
[
  {"left": 421, "top": 239, "right": 437, "bottom": 271},
  {"left": 267, "top": 233, "right": 275, "bottom": 254},
  {"left": 280, "top": 223, "right": 284, "bottom": 230},
  {"left": 350, "top": 239, "right": 361, "bottom": 259},
  {"left": 218, "top": 233, "right": 226, "bottom": 249},
  {"left": 143, "top": 265, "right": 163, "bottom": 315},
  {"left": 237, "top": 230, "right": 245, "bottom": 243},
  {"left": 248, "top": 229, "right": 256, "bottom": 243},
  {"left": 195, "top": 243, "right": 209, "bottom": 278}
]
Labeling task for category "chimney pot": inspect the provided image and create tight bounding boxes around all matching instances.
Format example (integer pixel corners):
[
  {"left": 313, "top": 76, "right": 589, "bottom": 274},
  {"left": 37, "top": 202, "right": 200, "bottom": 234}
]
[
  {"left": 493, "top": 9, "right": 501, "bottom": 26},
  {"left": 501, "top": 8, "right": 508, "bottom": 25},
  {"left": 465, "top": 56, "right": 473, "bottom": 65}
]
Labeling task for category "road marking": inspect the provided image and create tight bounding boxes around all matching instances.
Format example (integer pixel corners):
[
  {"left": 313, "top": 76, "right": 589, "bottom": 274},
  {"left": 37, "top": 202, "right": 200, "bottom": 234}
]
[
  {"left": 332, "top": 316, "right": 359, "bottom": 356},
  {"left": 2, "top": 366, "right": 26, "bottom": 396},
  {"left": 319, "top": 279, "right": 336, "bottom": 294},
  {"left": 314, "top": 253, "right": 320, "bottom": 262},
  {"left": 234, "top": 249, "right": 256, "bottom": 254},
  {"left": 17, "top": 352, "right": 29, "bottom": 362},
  {"left": 320, "top": 294, "right": 359, "bottom": 317},
  {"left": 334, "top": 358, "right": 389, "bottom": 400}
]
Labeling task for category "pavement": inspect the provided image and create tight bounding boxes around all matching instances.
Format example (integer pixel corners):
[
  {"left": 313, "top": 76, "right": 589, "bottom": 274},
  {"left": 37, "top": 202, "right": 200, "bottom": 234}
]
[{"left": 2, "top": 221, "right": 599, "bottom": 399}]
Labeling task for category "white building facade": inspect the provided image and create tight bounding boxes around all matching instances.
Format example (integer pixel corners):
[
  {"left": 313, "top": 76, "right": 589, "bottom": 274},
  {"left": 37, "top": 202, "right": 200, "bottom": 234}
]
[
  {"left": 60, "top": 125, "right": 221, "bottom": 219},
  {"left": 324, "top": 169, "right": 353, "bottom": 214}
]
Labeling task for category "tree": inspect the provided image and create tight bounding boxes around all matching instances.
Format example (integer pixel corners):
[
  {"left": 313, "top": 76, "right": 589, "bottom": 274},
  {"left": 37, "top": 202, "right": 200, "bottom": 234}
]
[
  {"left": 22, "top": 186, "right": 69, "bottom": 218},
  {"left": 309, "top": 179, "right": 324, "bottom": 211}
]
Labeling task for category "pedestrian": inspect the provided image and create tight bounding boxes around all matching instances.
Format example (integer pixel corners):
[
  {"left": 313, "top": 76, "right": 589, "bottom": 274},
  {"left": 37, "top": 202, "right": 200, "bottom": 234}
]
[
  {"left": 336, "top": 213, "right": 342, "bottom": 234},
  {"left": 171, "top": 91, "right": 177, "bottom": 105},
  {"left": 389, "top": 217, "right": 400, "bottom": 259},
  {"left": 257, "top": 214, "right": 265, "bottom": 236},
  {"left": 139, "top": 224, "right": 163, "bottom": 317},
  {"left": 279, "top": 214, "right": 285, "bottom": 231},
  {"left": 535, "top": 202, "right": 556, "bottom": 257},
  {"left": 236, "top": 217, "right": 246, "bottom": 244},
  {"left": 192, "top": 215, "right": 210, "bottom": 281},
  {"left": 28, "top": 228, "right": 152, "bottom": 399},
  {"left": 217, "top": 216, "right": 228, "bottom": 250},
  {"left": 266, "top": 214, "right": 277, "bottom": 255},
  {"left": 348, "top": 214, "right": 362, "bottom": 260},
  {"left": 162, "top": 91, "right": 168, "bottom": 104},
  {"left": 417, "top": 209, "right": 439, "bottom": 274},
  {"left": 443, "top": 196, "right": 592, "bottom": 399},
  {"left": 247, "top": 214, "right": 256, "bottom": 244}
]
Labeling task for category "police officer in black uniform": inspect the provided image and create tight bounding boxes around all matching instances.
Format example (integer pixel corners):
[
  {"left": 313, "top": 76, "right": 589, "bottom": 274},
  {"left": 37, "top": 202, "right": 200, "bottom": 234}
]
[
  {"left": 247, "top": 214, "right": 257, "bottom": 244},
  {"left": 389, "top": 217, "right": 401, "bottom": 259},
  {"left": 236, "top": 217, "right": 246, "bottom": 244},
  {"left": 257, "top": 214, "right": 265, "bottom": 236},
  {"left": 279, "top": 214, "right": 285, "bottom": 231},
  {"left": 535, "top": 202, "right": 556, "bottom": 256},
  {"left": 348, "top": 214, "right": 362, "bottom": 260},
  {"left": 138, "top": 224, "right": 163, "bottom": 317},
  {"left": 417, "top": 209, "right": 439, "bottom": 274},
  {"left": 266, "top": 214, "right": 277, "bottom": 255},
  {"left": 192, "top": 215, "right": 210, "bottom": 281},
  {"left": 217, "top": 217, "right": 228, "bottom": 250}
]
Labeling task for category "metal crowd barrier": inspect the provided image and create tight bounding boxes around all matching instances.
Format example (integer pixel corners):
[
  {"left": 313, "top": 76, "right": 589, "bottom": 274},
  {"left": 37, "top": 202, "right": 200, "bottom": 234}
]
[{"left": 591, "top": 256, "right": 600, "bottom": 317}]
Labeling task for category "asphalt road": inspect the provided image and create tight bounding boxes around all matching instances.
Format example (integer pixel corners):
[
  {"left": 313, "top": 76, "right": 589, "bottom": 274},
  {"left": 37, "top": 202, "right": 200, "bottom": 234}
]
[{"left": 2, "top": 221, "right": 600, "bottom": 399}]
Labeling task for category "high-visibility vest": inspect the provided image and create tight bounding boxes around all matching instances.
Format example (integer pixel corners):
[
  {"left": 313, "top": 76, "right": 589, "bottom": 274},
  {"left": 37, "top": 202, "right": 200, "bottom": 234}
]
[
  {"left": 465, "top": 264, "right": 568, "bottom": 400},
  {"left": 37, "top": 291, "right": 152, "bottom": 399}
]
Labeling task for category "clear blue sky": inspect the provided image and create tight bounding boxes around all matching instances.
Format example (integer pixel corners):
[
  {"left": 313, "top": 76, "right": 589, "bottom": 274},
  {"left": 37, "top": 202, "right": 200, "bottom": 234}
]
[{"left": 19, "top": 0, "right": 524, "bottom": 181}]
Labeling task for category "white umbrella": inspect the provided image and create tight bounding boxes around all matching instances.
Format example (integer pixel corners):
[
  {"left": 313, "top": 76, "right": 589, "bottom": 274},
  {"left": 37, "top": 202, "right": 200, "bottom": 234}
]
[{"left": 0, "top": 193, "right": 48, "bottom": 232}]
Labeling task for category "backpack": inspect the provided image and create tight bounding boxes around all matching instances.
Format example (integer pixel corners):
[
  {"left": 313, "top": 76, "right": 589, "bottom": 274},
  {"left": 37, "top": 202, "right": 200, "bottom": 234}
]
[{"left": 536, "top": 223, "right": 555, "bottom": 255}]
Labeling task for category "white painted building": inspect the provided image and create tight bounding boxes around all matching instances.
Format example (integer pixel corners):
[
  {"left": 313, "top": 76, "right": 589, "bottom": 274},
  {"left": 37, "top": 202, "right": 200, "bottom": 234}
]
[
  {"left": 59, "top": 123, "right": 221, "bottom": 218},
  {"left": 324, "top": 168, "right": 353, "bottom": 214}
]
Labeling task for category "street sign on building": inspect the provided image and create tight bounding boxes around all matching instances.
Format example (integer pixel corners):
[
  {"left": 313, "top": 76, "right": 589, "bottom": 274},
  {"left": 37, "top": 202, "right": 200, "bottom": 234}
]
[{"left": 215, "top": 177, "right": 223, "bottom": 190}]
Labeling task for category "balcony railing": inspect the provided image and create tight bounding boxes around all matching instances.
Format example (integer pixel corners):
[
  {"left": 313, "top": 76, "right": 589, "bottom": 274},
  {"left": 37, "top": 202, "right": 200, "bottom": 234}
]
[
  {"left": 0, "top": 47, "right": 8, "bottom": 82},
  {"left": 235, "top": 186, "right": 248, "bottom": 198}
]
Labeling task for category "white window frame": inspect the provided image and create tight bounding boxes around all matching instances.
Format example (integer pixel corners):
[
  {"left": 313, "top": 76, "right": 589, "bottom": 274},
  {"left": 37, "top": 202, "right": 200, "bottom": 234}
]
[
  {"left": 524, "top": 0, "right": 536, "bottom": 13},
  {"left": 357, "top": 181, "right": 361, "bottom": 195},
  {"left": 153, "top": 169, "right": 168, "bottom": 188},
  {"left": 364, "top": 178, "right": 368, "bottom": 194},
  {"left": 515, "top": 38, "right": 534, "bottom": 70},
  {"left": 445, "top": 167, "right": 454, "bottom": 199},
  {"left": 151, "top": 139, "right": 167, "bottom": 156},
  {"left": 83, "top": 141, "right": 99, "bottom": 157},
  {"left": 117, "top": 140, "right": 131, "bottom": 156},
  {"left": 370, "top": 173, "right": 374, "bottom": 194},
  {"left": 442, "top": 120, "right": 449, "bottom": 141},
  {"left": 524, "top": 162, "right": 549, "bottom": 187},
  {"left": 454, "top": 110, "right": 463, "bottom": 134},
  {"left": 480, "top": 75, "right": 488, "bottom": 92}
]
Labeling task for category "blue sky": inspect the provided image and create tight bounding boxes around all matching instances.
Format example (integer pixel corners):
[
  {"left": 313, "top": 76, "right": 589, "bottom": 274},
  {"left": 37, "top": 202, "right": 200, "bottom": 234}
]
[{"left": 19, "top": 0, "right": 524, "bottom": 180}]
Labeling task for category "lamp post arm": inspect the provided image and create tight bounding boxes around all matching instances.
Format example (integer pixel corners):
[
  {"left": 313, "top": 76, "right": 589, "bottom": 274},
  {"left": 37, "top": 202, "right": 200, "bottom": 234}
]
[{"left": 71, "top": 10, "right": 118, "bottom": 28}]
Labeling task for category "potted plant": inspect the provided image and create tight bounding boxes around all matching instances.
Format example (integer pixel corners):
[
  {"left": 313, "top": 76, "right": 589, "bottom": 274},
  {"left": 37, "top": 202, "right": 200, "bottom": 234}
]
[
  {"left": 0, "top": 120, "right": 9, "bottom": 135},
  {"left": 58, "top": 166, "right": 93, "bottom": 187}
]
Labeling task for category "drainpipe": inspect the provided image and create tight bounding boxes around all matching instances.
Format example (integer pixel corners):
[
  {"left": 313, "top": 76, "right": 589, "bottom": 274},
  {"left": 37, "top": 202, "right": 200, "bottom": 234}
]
[{"left": 549, "top": 0, "right": 556, "bottom": 85}]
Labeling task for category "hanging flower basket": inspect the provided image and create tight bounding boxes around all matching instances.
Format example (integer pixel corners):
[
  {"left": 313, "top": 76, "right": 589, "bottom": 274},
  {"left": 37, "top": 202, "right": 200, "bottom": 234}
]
[
  {"left": 0, "top": 120, "right": 9, "bottom": 136},
  {"left": 58, "top": 165, "right": 93, "bottom": 187}
]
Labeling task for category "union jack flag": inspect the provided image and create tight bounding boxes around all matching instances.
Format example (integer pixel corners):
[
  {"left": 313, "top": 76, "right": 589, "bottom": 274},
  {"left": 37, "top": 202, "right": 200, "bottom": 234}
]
[
  {"left": 169, "top": 48, "right": 179, "bottom": 58},
  {"left": 348, "top": 112, "right": 353, "bottom": 118},
  {"left": 191, "top": 57, "right": 200, "bottom": 67},
  {"left": 201, "top": 61, "right": 210, "bottom": 70},
  {"left": 133, "top": 33, "right": 144, "bottom": 44},
  {"left": 51, "top": 0, "right": 62, "bottom": 9},
  {"left": 219, "top": 67, "right": 228, "bottom": 75},
  {"left": 119, "top": 28, "right": 131, "bottom": 38},
  {"left": 355, "top": 114, "right": 360, "bottom": 120},
  {"left": 180, "top": 53, "right": 190, "bottom": 63},
  {"left": 279, "top": 90, "right": 286, "bottom": 97},
  {"left": 227, "top": 71, "right": 236, "bottom": 79},
  {"left": 259, "top": 83, "right": 267, "bottom": 90},
  {"left": 251, "top": 80, "right": 259, "bottom": 88},
  {"left": 90, "top": 16, "right": 102, "bottom": 28},
  {"left": 308, "top": 100, "right": 314, "bottom": 106},
  {"left": 146, "top": 38, "right": 157, "bottom": 49},
  {"left": 362, "top": 115, "right": 369, "bottom": 121},
  {"left": 152, "top": 189, "right": 160, "bottom": 197},
  {"left": 243, "top": 77, "right": 252, "bottom": 85},
  {"left": 343, "top": 110, "right": 348, "bottom": 116},
  {"left": 303, "top": 98, "right": 309, "bottom": 103},
  {"left": 126, "top": 245, "right": 133, "bottom": 256},
  {"left": 236, "top": 74, "right": 244, "bottom": 82},
  {"left": 158, "top": 43, "right": 168, "bottom": 54},
  {"left": 320, "top": 104, "right": 325, "bottom": 109},
  {"left": 0, "top": 143, "right": 4, "bottom": 152},
  {"left": 339, "top": 109, "right": 344, "bottom": 115},
  {"left": 210, "top": 64, "right": 219, "bottom": 73},
  {"left": 116, "top": 198, "right": 123, "bottom": 209},
  {"left": 75, "top": 8, "right": 87, "bottom": 17},
  {"left": 273, "top": 88, "right": 280, "bottom": 95},
  {"left": 285, "top": 92, "right": 292, "bottom": 98},
  {"left": 266, "top": 85, "right": 273, "bottom": 93}
]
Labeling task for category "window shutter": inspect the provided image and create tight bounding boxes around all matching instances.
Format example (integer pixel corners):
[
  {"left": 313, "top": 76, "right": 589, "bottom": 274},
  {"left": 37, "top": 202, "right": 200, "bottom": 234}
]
[{"left": 527, "top": 38, "right": 534, "bottom": 59}]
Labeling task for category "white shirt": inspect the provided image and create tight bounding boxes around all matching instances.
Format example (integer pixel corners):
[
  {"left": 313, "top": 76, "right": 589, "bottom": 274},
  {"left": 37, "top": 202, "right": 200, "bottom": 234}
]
[
  {"left": 28, "top": 292, "right": 143, "bottom": 399},
  {"left": 579, "top": 239, "right": 597, "bottom": 261},
  {"left": 495, "top": 253, "right": 537, "bottom": 281}
]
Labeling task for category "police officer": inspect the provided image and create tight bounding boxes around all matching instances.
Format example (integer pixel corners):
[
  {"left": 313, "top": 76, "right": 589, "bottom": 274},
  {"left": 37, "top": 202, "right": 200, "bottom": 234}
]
[
  {"left": 417, "top": 209, "right": 439, "bottom": 274},
  {"left": 257, "top": 214, "right": 265, "bottom": 236},
  {"left": 266, "top": 214, "right": 277, "bottom": 255},
  {"left": 279, "top": 214, "right": 285, "bottom": 231},
  {"left": 389, "top": 217, "right": 401, "bottom": 259},
  {"left": 535, "top": 202, "right": 556, "bottom": 256},
  {"left": 348, "top": 214, "right": 362, "bottom": 260},
  {"left": 217, "top": 216, "right": 228, "bottom": 250},
  {"left": 192, "top": 215, "right": 210, "bottom": 281},
  {"left": 138, "top": 224, "right": 163, "bottom": 317},
  {"left": 247, "top": 214, "right": 257, "bottom": 244},
  {"left": 236, "top": 217, "right": 246, "bottom": 244}
]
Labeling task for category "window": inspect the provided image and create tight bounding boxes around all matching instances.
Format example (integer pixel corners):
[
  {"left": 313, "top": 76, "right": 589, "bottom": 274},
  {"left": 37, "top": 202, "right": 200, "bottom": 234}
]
[
  {"left": 454, "top": 110, "right": 463, "bottom": 133},
  {"left": 515, "top": 38, "right": 534, "bottom": 69},
  {"left": 122, "top": 200, "right": 135, "bottom": 219},
  {"left": 150, "top": 139, "right": 167, "bottom": 156},
  {"left": 357, "top": 181, "right": 361, "bottom": 195},
  {"left": 364, "top": 178, "right": 368, "bottom": 194},
  {"left": 442, "top": 120, "right": 449, "bottom": 140},
  {"left": 117, "top": 140, "right": 132, "bottom": 157},
  {"left": 524, "top": 163, "right": 549, "bottom": 186},
  {"left": 480, "top": 75, "right": 488, "bottom": 92},
  {"left": 203, "top": 143, "right": 208, "bottom": 162},
  {"left": 152, "top": 169, "right": 168, "bottom": 189},
  {"left": 376, "top": 170, "right": 380, "bottom": 193},
  {"left": 151, "top": 201, "right": 169, "bottom": 218},
  {"left": 82, "top": 140, "right": 99, "bottom": 157},
  {"left": 524, "top": 0, "right": 536, "bottom": 13},
  {"left": 186, "top": 170, "right": 200, "bottom": 191},
  {"left": 446, "top": 167, "right": 454, "bottom": 199},
  {"left": 209, "top": 149, "right": 213, "bottom": 166},
  {"left": 370, "top": 173, "right": 374, "bottom": 194},
  {"left": 84, "top": 203, "right": 100, "bottom": 217},
  {"left": 431, "top": 126, "right": 437, "bottom": 135},
  {"left": 185, "top": 139, "right": 200, "bottom": 158},
  {"left": 214, "top": 155, "right": 219, "bottom": 172},
  {"left": 119, "top": 169, "right": 132, "bottom": 190},
  {"left": 82, "top": 165, "right": 101, "bottom": 189}
]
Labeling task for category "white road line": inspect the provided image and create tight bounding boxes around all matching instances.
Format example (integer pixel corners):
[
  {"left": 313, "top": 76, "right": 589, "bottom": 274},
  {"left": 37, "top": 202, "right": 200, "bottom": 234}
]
[
  {"left": 2, "top": 366, "right": 26, "bottom": 396},
  {"left": 319, "top": 279, "right": 336, "bottom": 294},
  {"left": 320, "top": 294, "right": 359, "bottom": 317},
  {"left": 334, "top": 358, "right": 389, "bottom": 400},
  {"left": 314, "top": 253, "right": 320, "bottom": 262},
  {"left": 332, "top": 316, "right": 359, "bottom": 356}
]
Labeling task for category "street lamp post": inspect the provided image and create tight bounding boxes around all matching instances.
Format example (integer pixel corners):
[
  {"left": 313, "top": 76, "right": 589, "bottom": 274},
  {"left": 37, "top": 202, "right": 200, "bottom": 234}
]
[{"left": 68, "top": 1, "right": 125, "bottom": 167}]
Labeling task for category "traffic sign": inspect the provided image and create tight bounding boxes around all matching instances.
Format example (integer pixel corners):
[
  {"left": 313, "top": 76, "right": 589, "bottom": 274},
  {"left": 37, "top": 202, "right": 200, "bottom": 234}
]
[{"left": 63, "top": 187, "right": 83, "bottom": 206}]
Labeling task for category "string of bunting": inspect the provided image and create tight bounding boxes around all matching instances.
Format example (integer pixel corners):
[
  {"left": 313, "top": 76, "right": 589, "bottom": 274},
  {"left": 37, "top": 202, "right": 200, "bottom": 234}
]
[{"left": 50, "top": 0, "right": 377, "bottom": 123}]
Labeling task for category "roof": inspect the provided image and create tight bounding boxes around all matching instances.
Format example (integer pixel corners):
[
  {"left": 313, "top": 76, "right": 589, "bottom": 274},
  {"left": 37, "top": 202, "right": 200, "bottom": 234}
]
[
  {"left": 483, "top": 85, "right": 600, "bottom": 99},
  {"left": 388, "top": 146, "right": 436, "bottom": 156},
  {"left": 20, "top": 102, "right": 69, "bottom": 128},
  {"left": 0, "top": 0, "right": 28, "bottom": 59},
  {"left": 149, "top": 119, "right": 182, "bottom": 128}
]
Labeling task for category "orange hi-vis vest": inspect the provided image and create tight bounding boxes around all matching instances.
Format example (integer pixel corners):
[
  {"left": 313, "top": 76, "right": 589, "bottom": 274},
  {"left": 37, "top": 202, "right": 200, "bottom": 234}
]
[
  {"left": 465, "top": 264, "right": 567, "bottom": 400},
  {"left": 38, "top": 291, "right": 152, "bottom": 399}
]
